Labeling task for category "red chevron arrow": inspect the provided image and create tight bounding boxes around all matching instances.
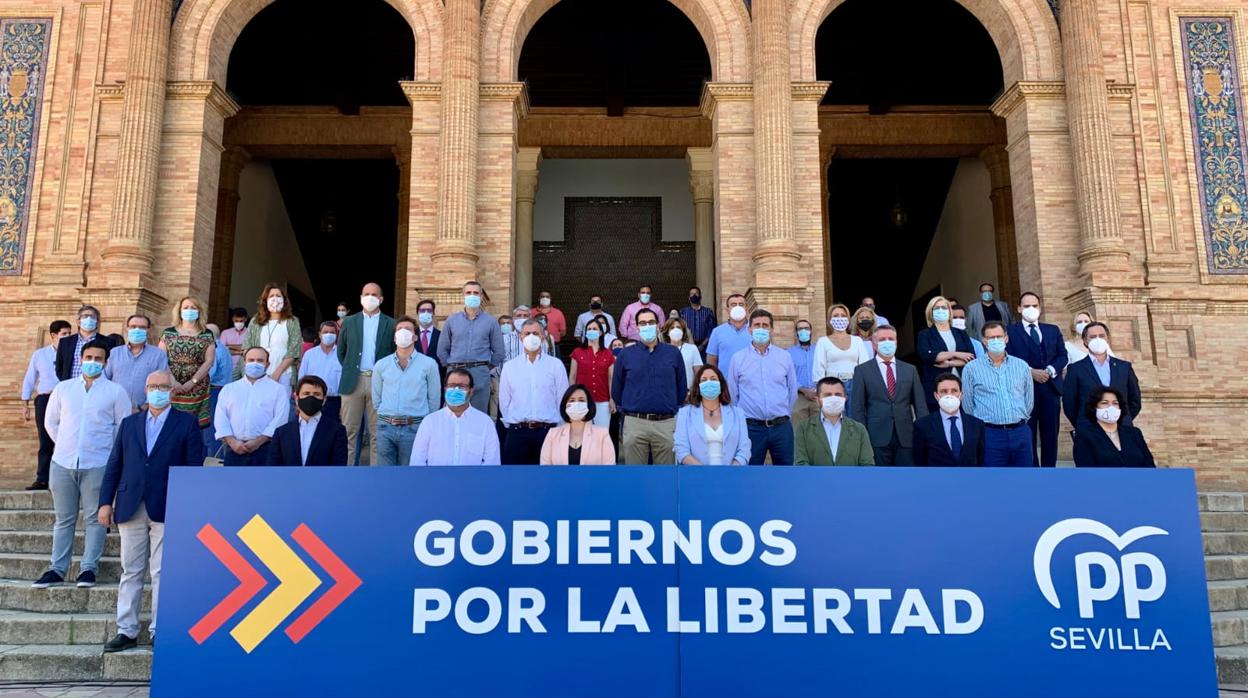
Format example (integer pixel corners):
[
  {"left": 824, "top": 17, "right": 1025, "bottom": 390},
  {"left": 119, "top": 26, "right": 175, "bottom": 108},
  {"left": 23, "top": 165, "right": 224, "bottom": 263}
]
[
  {"left": 189, "top": 524, "right": 268, "bottom": 644},
  {"left": 284, "top": 523, "right": 362, "bottom": 643}
]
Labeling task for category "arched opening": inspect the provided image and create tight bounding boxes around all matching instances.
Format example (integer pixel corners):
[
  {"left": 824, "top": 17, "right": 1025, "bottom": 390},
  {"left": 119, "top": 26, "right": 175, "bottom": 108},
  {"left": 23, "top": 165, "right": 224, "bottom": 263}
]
[
  {"left": 208, "top": 0, "right": 416, "bottom": 324},
  {"left": 512, "top": 0, "right": 713, "bottom": 338},
  {"left": 816, "top": 0, "right": 1013, "bottom": 356}
]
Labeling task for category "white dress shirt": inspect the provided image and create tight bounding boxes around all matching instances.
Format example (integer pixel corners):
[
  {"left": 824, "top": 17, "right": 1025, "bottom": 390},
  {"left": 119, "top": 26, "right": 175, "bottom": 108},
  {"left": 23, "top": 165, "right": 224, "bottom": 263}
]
[
  {"left": 21, "top": 345, "right": 59, "bottom": 400},
  {"left": 145, "top": 407, "right": 170, "bottom": 456},
  {"left": 45, "top": 376, "right": 132, "bottom": 470},
  {"left": 299, "top": 413, "right": 321, "bottom": 466},
  {"left": 875, "top": 354, "right": 900, "bottom": 386},
  {"left": 214, "top": 375, "right": 288, "bottom": 441},
  {"left": 499, "top": 352, "right": 569, "bottom": 425},
  {"left": 821, "top": 414, "right": 843, "bottom": 461},
  {"left": 298, "top": 345, "right": 343, "bottom": 396},
  {"left": 409, "top": 406, "right": 501, "bottom": 466}
]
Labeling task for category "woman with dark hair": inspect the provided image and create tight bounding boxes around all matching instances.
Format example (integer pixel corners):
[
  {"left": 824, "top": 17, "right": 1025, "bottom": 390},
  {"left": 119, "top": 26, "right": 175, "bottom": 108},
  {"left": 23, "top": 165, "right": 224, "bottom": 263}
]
[
  {"left": 1072, "top": 386, "right": 1155, "bottom": 467},
  {"left": 568, "top": 318, "right": 615, "bottom": 428},
  {"left": 238, "top": 283, "right": 302, "bottom": 393},
  {"left": 540, "top": 384, "right": 616, "bottom": 465},
  {"left": 673, "top": 365, "right": 751, "bottom": 465}
]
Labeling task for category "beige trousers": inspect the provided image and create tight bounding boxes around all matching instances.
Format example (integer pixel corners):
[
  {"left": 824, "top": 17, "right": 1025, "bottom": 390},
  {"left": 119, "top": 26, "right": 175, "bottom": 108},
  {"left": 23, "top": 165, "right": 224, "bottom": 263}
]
[
  {"left": 621, "top": 416, "right": 676, "bottom": 465},
  {"left": 340, "top": 374, "right": 378, "bottom": 466}
]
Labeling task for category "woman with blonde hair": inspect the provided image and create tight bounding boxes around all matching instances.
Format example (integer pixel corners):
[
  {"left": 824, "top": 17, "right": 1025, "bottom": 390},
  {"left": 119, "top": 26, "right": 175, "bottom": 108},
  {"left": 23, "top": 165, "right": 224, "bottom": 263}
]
[
  {"left": 851, "top": 306, "right": 879, "bottom": 359},
  {"left": 916, "top": 295, "right": 976, "bottom": 412},
  {"left": 813, "top": 303, "right": 871, "bottom": 416},
  {"left": 239, "top": 283, "right": 302, "bottom": 391},
  {"left": 158, "top": 296, "right": 216, "bottom": 427}
]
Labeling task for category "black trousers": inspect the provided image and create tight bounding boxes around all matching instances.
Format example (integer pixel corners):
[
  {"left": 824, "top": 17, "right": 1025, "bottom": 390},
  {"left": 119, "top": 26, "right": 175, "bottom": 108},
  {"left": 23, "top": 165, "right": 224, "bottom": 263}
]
[
  {"left": 501, "top": 426, "right": 550, "bottom": 465},
  {"left": 34, "top": 393, "right": 52, "bottom": 483}
]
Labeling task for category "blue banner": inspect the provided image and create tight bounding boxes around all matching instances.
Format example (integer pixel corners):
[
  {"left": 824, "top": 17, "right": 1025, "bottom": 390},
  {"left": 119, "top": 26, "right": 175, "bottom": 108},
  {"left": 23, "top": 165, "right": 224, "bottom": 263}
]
[{"left": 153, "top": 467, "right": 1216, "bottom": 697}]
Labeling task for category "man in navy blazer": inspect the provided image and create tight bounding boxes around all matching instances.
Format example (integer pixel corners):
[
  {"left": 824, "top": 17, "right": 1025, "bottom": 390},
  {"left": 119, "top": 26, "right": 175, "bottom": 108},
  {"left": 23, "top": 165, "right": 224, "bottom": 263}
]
[
  {"left": 268, "top": 376, "right": 348, "bottom": 466},
  {"left": 1062, "top": 322, "right": 1142, "bottom": 431},
  {"left": 55, "top": 305, "right": 121, "bottom": 380},
  {"left": 1006, "top": 292, "right": 1067, "bottom": 467},
  {"left": 98, "top": 370, "right": 203, "bottom": 653},
  {"left": 913, "top": 373, "right": 986, "bottom": 466}
]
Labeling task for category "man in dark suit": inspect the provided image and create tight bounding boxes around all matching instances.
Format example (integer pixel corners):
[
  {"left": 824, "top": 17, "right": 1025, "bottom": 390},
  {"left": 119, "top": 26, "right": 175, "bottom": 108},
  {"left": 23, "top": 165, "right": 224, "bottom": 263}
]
[
  {"left": 850, "top": 325, "right": 929, "bottom": 465},
  {"left": 269, "top": 376, "right": 348, "bottom": 466},
  {"left": 1062, "top": 322, "right": 1142, "bottom": 432},
  {"left": 914, "top": 373, "right": 986, "bottom": 466},
  {"left": 414, "top": 298, "right": 442, "bottom": 376},
  {"left": 55, "top": 305, "right": 121, "bottom": 380},
  {"left": 98, "top": 370, "right": 203, "bottom": 653},
  {"left": 1006, "top": 292, "right": 1067, "bottom": 467},
  {"left": 336, "top": 282, "right": 397, "bottom": 465}
]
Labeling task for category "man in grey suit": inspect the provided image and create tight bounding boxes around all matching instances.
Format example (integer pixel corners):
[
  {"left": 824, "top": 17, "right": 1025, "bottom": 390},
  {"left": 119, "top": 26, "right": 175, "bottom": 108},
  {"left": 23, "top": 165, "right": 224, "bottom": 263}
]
[
  {"left": 966, "top": 282, "right": 1013, "bottom": 341},
  {"left": 336, "top": 282, "right": 397, "bottom": 466},
  {"left": 850, "top": 325, "right": 929, "bottom": 465}
]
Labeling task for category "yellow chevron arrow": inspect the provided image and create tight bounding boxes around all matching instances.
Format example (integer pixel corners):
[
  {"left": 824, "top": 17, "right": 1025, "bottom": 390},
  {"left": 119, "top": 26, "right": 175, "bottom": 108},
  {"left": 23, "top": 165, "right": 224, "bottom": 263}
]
[{"left": 230, "top": 515, "right": 321, "bottom": 653}]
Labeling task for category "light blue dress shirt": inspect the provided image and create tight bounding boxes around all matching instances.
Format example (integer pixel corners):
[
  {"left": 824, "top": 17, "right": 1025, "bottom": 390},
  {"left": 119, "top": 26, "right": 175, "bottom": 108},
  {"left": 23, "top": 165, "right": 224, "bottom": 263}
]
[
  {"left": 787, "top": 343, "right": 815, "bottom": 391},
  {"left": 299, "top": 345, "right": 343, "bottom": 396},
  {"left": 145, "top": 407, "right": 170, "bottom": 456},
  {"left": 941, "top": 412, "right": 965, "bottom": 451},
  {"left": 725, "top": 344, "right": 799, "bottom": 421},
  {"left": 1090, "top": 355, "right": 1112, "bottom": 386},
  {"left": 21, "top": 345, "right": 59, "bottom": 400},
  {"left": 961, "top": 354, "right": 1034, "bottom": 426},
  {"left": 360, "top": 312, "right": 380, "bottom": 372},
  {"left": 707, "top": 322, "right": 752, "bottom": 369},
  {"left": 371, "top": 351, "right": 441, "bottom": 418},
  {"left": 105, "top": 344, "right": 170, "bottom": 408},
  {"left": 209, "top": 338, "right": 234, "bottom": 387}
]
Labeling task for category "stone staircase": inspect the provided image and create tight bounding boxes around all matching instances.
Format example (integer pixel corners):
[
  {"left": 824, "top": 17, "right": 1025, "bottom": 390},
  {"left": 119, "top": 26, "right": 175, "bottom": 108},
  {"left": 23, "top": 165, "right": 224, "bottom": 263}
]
[
  {"left": 0, "top": 489, "right": 151, "bottom": 681},
  {"left": 1204, "top": 492, "right": 1248, "bottom": 686}
]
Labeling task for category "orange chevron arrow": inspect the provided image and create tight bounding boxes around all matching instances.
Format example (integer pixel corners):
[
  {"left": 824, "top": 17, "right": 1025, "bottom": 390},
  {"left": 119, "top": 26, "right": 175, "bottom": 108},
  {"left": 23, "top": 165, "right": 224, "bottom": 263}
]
[
  {"left": 229, "top": 515, "right": 321, "bottom": 653},
  {"left": 189, "top": 524, "right": 267, "bottom": 645},
  {"left": 285, "top": 523, "right": 362, "bottom": 643}
]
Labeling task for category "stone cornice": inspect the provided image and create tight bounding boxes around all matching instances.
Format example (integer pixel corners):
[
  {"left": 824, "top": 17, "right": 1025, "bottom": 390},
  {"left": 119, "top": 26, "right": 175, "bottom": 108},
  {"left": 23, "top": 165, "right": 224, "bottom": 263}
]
[
  {"left": 992, "top": 80, "right": 1136, "bottom": 116},
  {"left": 95, "top": 84, "right": 124, "bottom": 101},
  {"left": 700, "top": 82, "right": 753, "bottom": 118},
  {"left": 480, "top": 82, "right": 529, "bottom": 119},
  {"left": 791, "top": 81, "right": 831, "bottom": 102},
  {"left": 401, "top": 81, "right": 441, "bottom": 103},
  {"left": 166, "top": 80, "right": 240, "bottom": 118},
  {"left": 1107, "top": 81, "right": 1137, "bottom": 102}
]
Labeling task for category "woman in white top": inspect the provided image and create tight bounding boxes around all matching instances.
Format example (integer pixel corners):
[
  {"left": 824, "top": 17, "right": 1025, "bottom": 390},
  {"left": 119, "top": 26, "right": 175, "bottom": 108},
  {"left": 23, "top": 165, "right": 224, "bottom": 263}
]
[
  {"left": 851, "top": 306, "right": 879, "bottom": 360},
  {"left": 673, "top": 366, "right": 751, "bottom": 465},
  {"left": 662, "top": 317, "right": 703, "bottom": 389},
  {"left": 813, "top": 303, "right": 872, "bottom": 417},
  {"left": 1064, "top": 310, "right": 1114, "bottom": 370},
  {"left": 240, "top": 282, "right": 302, "bottom": 390}
]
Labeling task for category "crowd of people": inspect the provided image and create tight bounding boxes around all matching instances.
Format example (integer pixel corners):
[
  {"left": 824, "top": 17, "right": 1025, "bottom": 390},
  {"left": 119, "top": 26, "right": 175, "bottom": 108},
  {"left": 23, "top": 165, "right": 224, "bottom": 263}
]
[{"left": 16, "top": 278, "right": 1154, "bottom": 653}]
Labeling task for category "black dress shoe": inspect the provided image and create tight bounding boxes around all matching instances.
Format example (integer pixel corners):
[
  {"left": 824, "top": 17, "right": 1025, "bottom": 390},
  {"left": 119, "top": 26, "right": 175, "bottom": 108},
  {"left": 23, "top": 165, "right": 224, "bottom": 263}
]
[
  {"left": 104, "top": 633, "right": 137, "bottom": 652},
  {"left": 24, "top": 481, "right": 48, "bottom": 491}
]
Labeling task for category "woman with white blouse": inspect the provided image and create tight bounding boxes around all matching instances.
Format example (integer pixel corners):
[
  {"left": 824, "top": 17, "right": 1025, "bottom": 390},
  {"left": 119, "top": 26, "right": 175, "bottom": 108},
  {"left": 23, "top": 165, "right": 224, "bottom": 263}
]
[
  {"left": 240, "top": 283, "right": 302, "bottom": 393},
  {"left": 662, "top": 317, "right": 703, "bottom": 390},
  {"left": 813, "top": 303, "right": 872, "bottom": 418}
]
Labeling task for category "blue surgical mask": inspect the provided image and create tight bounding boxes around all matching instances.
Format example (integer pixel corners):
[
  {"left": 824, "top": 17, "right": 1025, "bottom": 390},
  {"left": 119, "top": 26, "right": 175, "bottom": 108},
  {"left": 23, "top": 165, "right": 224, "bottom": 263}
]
[
  {"left": 80, "top": 317, "right": 98, "bottom": 332},
  {"left": 986, "top": 337, "right": 1007, "bottom": 354},
  {"left": 146, "top": 389, "right": 171, "bottom": 409},
  {"left": 639, "top": 293, "right": 651, "bottom": 304},
  {"left": 877, "top": 340, "right": 897, "bottom": 358},
  {"left": 445, "top": 387, "right": 468, "bottom": 407},
  {"left": 751, "top": 328, "right": 770, "bottom": 345},
  {"left": 932, "top": 308, "right": 950, "bottom": 324},
  {"left": 244, "top": 362, "right": 267, "bottom": 379},
  {"left": 321, "top": 333, "right": 336, "bottom": 346},
  {"left": 501, "top": 324, "right": 513, "bottom": 335},
  {"left": 585, "top": 330, "right": 601, "bottom": 342},
  {"left": 611, "top": 348, "right": 623, "bottom": 357},
  {"left": 699, "top": 380, "right": 722, "bottom": 400},
  {"left": 464, "top": 295, "right": 482, "bottom": 309},
  {"left": 638, "top": 325, "right": 658, "bottom": 343},
  {"left": 418, "top": 311, "right": 434, "bottom": 326},
  {"left": 981, "top": 291, "right": 994, "bottom": 303},
  {"left": 180, "top": 308, "right": 200, "bottom": 323},
  {"left": 127, "top": 328, "right": 148, "bottom": 345},
  {"left": 80, "top": 360, "right": 104, "bottom": 378},
  {"left": 337, "top": 310, "right": 348, "bottom": 319},
  {"left": 797, "top": 329, "right": 812, "bottom": 343}
]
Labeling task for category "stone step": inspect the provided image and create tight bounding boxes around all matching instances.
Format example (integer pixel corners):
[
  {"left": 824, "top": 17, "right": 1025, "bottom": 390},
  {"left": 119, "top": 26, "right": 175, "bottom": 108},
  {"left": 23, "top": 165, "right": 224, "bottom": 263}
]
[
  {"left": 0, "top": 578, "right": 150, "bottom": 614},
  {"left": 1203, "top": 512, "right": 1248, "bottom": 533},
  {"left": 0, "top": 552, "right": 122, "bottom": 584},
  {"left": 1202, "top": 493, "right": 1247, "bottom": 513},
  {"left": 0, "top": 643, "right": 151, "bottom": 681},
  {"left": 1206, "top": 555, "right": 1248, "bottom": 582},
  {"left": 1210, "top": 580, "right": 1248, "bottom": 613},
  {"left": 0, "top": 509, "right": 61, "bottom": 531},
  {"left": 0, "top": 529, "right": 120, "bottom": 557},
  {"left": 1212, "top": 610, "right": 1248, "bottom": 647},
  {"left": 1219, "top": 645, "right": 1248, "bottom": 685},
  {"left": 0, "top": 490, "right": 52, "bottom": 511},
  {"left": 0, "top": 609, "right": 150, "bottom": 645},
  {"left": 1206, "top": 532, "right": 1248, "bottom": 556}
]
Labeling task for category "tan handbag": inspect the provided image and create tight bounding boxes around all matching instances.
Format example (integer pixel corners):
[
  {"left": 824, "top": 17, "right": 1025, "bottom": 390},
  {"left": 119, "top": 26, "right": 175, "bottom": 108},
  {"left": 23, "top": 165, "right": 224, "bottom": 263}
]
[{"left": 204, "top": 444, "right": 226, "bottom": 467}]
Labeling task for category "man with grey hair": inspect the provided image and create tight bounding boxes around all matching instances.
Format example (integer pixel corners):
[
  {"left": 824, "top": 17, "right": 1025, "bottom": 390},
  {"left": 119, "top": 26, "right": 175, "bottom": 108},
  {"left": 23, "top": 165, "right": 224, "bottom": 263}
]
[
  {"left": 437, "top": 280, "right": 505, "bottom": 414},
  {"left": 499, "top": 319, "right": 568, "bottom": 464},
  {"left": 56, "top": 304, "right": 121, "bottom": 380},
  {"left": 98, "top": 369, "right": 202, "bottom": 652}
]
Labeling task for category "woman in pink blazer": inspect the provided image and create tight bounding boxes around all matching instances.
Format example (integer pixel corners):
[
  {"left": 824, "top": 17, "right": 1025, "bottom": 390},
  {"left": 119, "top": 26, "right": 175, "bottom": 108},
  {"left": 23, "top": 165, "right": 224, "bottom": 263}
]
[{"left": 540, "top": 385, "right": 617, "bottom": 465}]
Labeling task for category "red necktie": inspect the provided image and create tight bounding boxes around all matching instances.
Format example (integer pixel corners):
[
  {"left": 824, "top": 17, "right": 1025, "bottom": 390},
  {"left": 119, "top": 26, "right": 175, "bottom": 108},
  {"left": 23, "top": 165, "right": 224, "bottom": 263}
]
[
  {"left": 421, "top": 330, "right": 429, "bottom": 353},
  {"left": 885, "top": 360, "right": 896, "bottom": 399}
]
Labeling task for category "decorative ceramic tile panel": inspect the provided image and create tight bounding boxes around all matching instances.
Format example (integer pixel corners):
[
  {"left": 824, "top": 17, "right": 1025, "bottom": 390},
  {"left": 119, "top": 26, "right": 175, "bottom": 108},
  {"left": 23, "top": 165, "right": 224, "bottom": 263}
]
[{"left": 0, "top": 19, "right": 51, "bottom": 276}]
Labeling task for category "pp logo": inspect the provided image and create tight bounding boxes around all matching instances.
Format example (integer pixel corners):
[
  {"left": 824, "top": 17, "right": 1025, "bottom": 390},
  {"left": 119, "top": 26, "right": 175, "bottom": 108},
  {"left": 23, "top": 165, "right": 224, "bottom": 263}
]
[{"left": 1034, "top": 518, "right": 1168, "bottom": 618}]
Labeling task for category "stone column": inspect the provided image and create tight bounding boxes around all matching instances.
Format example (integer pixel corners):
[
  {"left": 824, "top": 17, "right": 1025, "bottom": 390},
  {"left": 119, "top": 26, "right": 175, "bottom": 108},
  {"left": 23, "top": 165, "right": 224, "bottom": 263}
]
[
  {"left": 98, "top": 0, "right": 174, "bottom": 286},
  {"left": 402, "top": 82, "right": 442, "bottom": 311},
  {"left": 749, "top": 0, "right": 803, "bottom": 288},
  {"left": 980, "top": 145, "right": 1021, "bottom": 305},
  {"left": 513, "top": 148, "right": 542, "bottom": 308},
  {"left": 687, "top": 148, "right": 715, "bottom": 303},
  {"left": 1060, "top": 0, "right": 1131, "bottom": 283},
  {"left": 432, "top": 0, "right": 482, "bottom": 283},
  {"left": 700, "top": 84, "right": 756, "bottom": 309},
  {"left": 393, "top": 144, "right": 412, "bottom": 313},
  {"left": 208, "top": 147, "right": 250, "bottom": 322}
]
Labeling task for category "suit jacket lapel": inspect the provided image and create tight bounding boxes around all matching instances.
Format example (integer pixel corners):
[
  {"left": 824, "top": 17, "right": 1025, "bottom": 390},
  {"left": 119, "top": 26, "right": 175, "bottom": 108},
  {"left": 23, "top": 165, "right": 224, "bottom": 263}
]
[
  {"left": 307, "top": 418, "right": 332, "bottom": 465},
  {"left": 145, "top": 410, "right": 176, "bottom": 462},
  {"left": 830, "top": 421, "right": 850, "bottom": 465},
  {"left": 137, "top": 413, "right": 149, "bottom": 457}
]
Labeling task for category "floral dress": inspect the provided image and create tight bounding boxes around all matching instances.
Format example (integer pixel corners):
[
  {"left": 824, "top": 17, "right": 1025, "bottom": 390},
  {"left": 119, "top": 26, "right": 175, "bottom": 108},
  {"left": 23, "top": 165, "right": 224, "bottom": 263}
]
[{"left": 162, "top": 327, "right": 214, "bottom": 427}]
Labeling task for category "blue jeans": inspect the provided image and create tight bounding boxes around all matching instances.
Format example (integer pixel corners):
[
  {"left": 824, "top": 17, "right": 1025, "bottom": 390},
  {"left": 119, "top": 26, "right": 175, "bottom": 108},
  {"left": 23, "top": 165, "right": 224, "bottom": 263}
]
[
  {"left": 842, "top": 379, "right": 855, "bottom": 420},
  {"left": 747, "top": 421, "right": 795, "bottom": 465},
  {"left": 983, "top": 424, "right": 1034, "bottom": 467},
  {"left": 202, "top": 386, "right": 223, "bottom": 457},
  {"left": 49, "top": 464, "right": 106, "bottom": 576},
  {"left": 376, "top": 419, "right": 423, "bottom": 466}
]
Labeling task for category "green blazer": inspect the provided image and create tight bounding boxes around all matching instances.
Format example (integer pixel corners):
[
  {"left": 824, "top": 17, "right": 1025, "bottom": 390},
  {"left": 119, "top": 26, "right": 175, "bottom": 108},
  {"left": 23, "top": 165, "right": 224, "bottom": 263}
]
[
  {"left": 337, "top": 311, "right": 396, "bottom": 395},
  {"left": 794, "top": 414, "right": 875, "bottom": 466}
]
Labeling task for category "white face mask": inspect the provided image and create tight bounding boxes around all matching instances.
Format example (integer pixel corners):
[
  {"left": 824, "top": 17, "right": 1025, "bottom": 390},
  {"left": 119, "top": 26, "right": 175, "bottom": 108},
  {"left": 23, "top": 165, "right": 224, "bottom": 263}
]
[
  {"left": 938, "top": 394, "right": 961, "bottom": 415},
  {"left": 522, "top": 334, "right": 543, "bottom": 353},
  {"left": 539, "top": 297, "right": 552, "bottom": 307},
  {"left": 1075, "top": 321, "right": 1089, "bottom": 336},
  {"left": 729, "top": 305, "right": 747, "bottom": 322},
  {"left": 1096, "top": 405, "right": 1121, "bottom": 424},
  {"left": 951, "top": 318, "right": 967, "bottom": 331},
  {"left": 821, "top": 395, "right": 846, "bottom": 416},
  {"left": 233, "top": 321, "right": 245, "bottom": 331},
  {"left": 566, "top": 402, "right": 589, "bottom": 422},
  {"left": 668, "top": 327, "right": 684, "bottom": 342},
  {"left": 361, "top": 295, "right": 381, "bottom": 312},
  {"left": 1087, "top": 337, "right": 1110, "bottom": 356},
  {"left": 1021, "top": 306, "right": 1041, "bottom": 323},
  {"left": 395, "top": 328, "right": 415, "bottom": 348},
  {"left": 267, "top": 296, "right": 284, "bottom": 313}
]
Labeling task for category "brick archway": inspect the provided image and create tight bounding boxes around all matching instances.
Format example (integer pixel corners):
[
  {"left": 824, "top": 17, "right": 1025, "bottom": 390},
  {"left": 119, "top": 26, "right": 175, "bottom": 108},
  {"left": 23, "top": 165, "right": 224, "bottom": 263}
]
[
  {"left": 480, "top": 0, "right": 752, "bottom": 83},
  {"left": 170, "top": 0, "right": 444, "bottom": 83}
]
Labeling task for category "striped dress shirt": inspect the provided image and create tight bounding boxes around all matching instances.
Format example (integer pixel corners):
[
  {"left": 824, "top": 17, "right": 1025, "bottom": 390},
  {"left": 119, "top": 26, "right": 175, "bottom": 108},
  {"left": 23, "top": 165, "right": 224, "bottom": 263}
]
[{"left": 961, "top": 354, "right": 1034, "bottom": 426}]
